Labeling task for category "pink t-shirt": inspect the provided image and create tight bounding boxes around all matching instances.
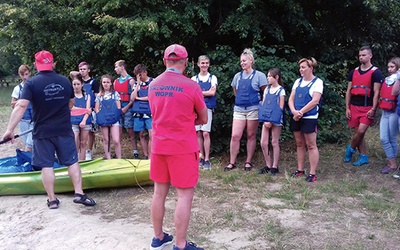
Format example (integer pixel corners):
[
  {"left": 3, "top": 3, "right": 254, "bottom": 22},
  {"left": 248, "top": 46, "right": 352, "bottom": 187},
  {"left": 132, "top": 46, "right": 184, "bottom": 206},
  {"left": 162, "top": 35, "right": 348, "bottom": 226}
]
[{"left": 149, "top": 70, "right": 206, "bottom": 155}]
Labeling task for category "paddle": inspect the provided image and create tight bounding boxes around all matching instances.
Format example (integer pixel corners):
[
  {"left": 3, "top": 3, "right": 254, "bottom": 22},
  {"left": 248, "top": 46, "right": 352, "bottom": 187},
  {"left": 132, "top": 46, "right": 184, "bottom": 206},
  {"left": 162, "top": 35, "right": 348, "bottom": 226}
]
[
  {"left": 70, "top": 107, "right": 91, "bottom": 116},
  {"left": 0, "top": 128, "right": 33, "bottom": 145}
]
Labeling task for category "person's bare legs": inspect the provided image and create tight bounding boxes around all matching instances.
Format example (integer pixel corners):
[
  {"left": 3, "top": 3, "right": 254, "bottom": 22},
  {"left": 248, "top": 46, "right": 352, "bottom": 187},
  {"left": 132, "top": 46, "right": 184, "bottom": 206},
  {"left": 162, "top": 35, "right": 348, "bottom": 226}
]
[
  {"left": 111, "top": 125, "right": 121, "bottom": 158},
  {"left": 41, "top": 167, "right": 56, "bottom": 204},
  {"left": 351, "top": 124, "right": 369, "bottom": 154},
  {"left": 203, "top": 131, "right": 211, "bottom": 161},
  {"left": 151, "top": 182, "right": 170, "bottom": 240},
  {"left": 174, "top": 187, "right": 195, "bottom": 249},
  {"left": 68, "top": 162, "right": 84, "bottom": 195},
  {"left": 196, "top": 131, "right": 204, "bottom": 158},
  {"left": 227, "top": 119, "right": 246, "bottom": 166},
  {"left": 79, "top": 129, "right": 89, "bottom": 160},
  {"left": 88, "top": 131, "right": 95, "bottom": 151},
  {"left": 139, "top": 130, "right": 149, "bottom": 157},
  {"left": 128, "top": 127, "right": 138, "bottom": 152},
  {"left": 271, "top": 125, "right": 282, "bottom": 168},
  {"left": 304, "top": 132, "right": 319, "bottom": 175},
  {"left": 101, "top": 126, "right": 111, "bottom": 159},
  {"left": 294, "top": 131, "right": 306, "bottom": 171},
  {"left": 245, "top": 120, "right": 258, "bottom": 165},
  {"left": 260, "top": 125, "right": 271, "bottom": 167}
]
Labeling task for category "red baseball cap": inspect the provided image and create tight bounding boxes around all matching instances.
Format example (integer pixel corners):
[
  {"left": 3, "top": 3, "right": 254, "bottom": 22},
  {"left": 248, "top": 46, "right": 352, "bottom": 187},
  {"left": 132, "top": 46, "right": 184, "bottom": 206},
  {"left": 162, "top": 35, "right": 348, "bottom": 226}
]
[
  {"left": 35, "top": 50, "right": 54, "bottom": 71},
  {"left": 163, "top": 44, "right": 188, "bottom": 60}
]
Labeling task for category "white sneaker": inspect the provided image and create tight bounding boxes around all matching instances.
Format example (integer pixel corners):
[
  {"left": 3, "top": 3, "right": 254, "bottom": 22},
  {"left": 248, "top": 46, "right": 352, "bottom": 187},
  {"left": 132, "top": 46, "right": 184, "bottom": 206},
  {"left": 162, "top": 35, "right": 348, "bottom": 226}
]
[{"left": 85, "top": 150, "right": 92, "bottom": 161}]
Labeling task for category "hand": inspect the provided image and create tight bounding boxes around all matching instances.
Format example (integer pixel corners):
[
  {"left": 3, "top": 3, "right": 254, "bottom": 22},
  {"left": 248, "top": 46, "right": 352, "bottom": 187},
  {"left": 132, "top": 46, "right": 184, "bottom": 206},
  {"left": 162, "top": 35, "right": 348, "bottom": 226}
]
[
  {"left": 79, "top": 122, "right": 85, "bottom": 128},
  {"left": 367, "top": 108, "right": 375, "bottom": 119},
  {"left": 1, "top": 131, "right": 14, "bottom": 144},
  {"left": 346, "top": 108, "right": 351, "bottom": 120}
]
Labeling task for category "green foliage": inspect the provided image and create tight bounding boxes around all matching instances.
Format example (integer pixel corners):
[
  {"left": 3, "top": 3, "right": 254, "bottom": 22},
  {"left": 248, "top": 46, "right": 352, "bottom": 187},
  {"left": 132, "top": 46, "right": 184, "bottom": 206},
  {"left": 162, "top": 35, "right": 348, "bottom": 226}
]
[{"left": 1, "top": 0, "right": 399, "bottom": 153}]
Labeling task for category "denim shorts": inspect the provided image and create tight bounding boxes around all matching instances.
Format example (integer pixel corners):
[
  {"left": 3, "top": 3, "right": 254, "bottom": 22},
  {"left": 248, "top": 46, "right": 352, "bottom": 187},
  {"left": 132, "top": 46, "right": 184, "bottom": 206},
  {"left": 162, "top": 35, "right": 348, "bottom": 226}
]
[
  {"left": 119, "top": 109, "right": 134, "bottom": 128},
  {"left": 134, "top": 117, "right": 152, "bottom": 132}
]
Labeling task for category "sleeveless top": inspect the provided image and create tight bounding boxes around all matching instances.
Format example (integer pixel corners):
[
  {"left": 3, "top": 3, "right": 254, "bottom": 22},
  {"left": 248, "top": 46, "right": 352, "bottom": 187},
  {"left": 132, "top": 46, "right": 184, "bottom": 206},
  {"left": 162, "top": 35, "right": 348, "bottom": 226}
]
[
  {"left": 258, "top": 86, "right": 283, "bottom": 124},
  {"left": 235, "top": 70, "right": 259, "bottom": 107},
  {"left": 293, "top": 77, "right": 319, "bottom": 117},
  {"left": 196, "top": 74, "right": 217, "bottom": 109}
]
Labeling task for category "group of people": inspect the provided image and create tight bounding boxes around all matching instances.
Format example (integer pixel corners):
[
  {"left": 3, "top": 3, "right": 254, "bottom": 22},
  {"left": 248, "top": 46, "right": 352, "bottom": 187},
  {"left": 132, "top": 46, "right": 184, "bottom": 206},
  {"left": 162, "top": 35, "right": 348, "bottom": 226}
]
[{"left": 4, "top": 44, "right": 400, "bottom": 250}]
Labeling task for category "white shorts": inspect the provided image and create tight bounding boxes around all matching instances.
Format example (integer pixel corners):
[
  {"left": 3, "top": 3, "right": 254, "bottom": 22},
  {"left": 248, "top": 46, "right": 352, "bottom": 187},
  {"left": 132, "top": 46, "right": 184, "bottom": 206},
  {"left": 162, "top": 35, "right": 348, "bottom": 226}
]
[
  {"left": 195, "top": 109, "right": 213, "bottom": 132},
  {"left": 233, "top": 110, "right": 259, "bottom": 121}
]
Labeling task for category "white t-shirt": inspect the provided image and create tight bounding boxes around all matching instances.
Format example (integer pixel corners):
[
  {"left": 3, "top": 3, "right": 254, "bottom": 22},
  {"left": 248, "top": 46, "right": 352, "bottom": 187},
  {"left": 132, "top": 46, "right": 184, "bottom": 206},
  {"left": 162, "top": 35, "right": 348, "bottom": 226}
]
[{"left": 291, "top": 77, "right": 324, "bottom": 119}]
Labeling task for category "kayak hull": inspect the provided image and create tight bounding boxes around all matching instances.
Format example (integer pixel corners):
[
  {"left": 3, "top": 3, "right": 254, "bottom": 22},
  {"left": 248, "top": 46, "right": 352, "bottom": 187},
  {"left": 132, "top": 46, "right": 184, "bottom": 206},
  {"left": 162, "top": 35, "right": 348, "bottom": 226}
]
[{"left": 0, "top": 158, "right": 152, "bottom": 195}]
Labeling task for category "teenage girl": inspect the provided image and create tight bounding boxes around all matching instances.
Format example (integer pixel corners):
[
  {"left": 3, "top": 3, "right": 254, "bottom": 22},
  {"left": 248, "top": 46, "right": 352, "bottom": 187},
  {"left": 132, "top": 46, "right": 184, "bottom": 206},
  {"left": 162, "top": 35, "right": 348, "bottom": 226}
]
[
  {"left": 71, "top": 78, "right": 91, "bottom": 160},
  {"left": 94, "top": 75, "right": 122, "bottom": 159},
  {"left": 380, "top": 57, "right": 400, "bottom": 174},
  {"left": 258, "top": 68, "right": 286, "bottom": 175}
]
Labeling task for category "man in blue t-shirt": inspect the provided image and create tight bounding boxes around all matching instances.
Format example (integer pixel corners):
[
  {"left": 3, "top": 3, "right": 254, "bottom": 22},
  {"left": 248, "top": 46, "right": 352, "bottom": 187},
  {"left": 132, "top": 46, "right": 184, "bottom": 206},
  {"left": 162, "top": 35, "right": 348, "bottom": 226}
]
[{"left": 2, "top": 50, "right": 96, "bottom": 209}]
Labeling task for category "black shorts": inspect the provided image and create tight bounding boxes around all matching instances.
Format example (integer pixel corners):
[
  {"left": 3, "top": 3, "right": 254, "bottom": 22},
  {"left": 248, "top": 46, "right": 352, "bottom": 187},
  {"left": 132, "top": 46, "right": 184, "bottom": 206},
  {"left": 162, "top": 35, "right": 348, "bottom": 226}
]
[
  {"left": 289, "top": 117, "right": 318, "bottom": 134},
  {"left": 32, "top": 132, "right": 78, "bottom": 168}
]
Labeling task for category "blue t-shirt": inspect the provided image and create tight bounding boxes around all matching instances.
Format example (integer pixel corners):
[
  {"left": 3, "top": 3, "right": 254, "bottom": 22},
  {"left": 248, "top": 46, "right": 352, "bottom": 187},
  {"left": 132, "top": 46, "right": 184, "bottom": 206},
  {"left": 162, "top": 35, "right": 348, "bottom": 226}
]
[{"left": 21, "top": 71, "right": 74, "bottom": 139}]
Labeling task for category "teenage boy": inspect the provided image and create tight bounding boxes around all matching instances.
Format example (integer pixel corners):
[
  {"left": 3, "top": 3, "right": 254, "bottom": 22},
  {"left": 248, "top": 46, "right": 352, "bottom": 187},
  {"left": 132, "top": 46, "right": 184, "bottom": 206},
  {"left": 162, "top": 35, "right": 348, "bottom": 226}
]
[
  {"left": 191, "top": 55, "right": 217, "bottom": 170},
  {"left": 131, "top": 64, "right": 153, "bottom": 159},
  {"left": 344, "top": 46, "right": 384, "bottom": 166},
  {"left": 114, "top": 60, "right": 139, "bottom": 158},
  {"left": 70, "top": 62, "right": 100, "bottom": 160}
]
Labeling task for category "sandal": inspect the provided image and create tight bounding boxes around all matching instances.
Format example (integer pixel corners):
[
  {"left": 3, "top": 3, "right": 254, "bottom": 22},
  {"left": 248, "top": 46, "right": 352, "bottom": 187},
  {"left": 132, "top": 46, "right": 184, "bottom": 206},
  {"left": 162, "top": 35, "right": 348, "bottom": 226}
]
[
  {"left": 47, "top": 198, "right": 60, "bottom": 209},
  {"left": 244, "top": 162, "right": 253, "bottom": 171},
  {"left": 73, "top": 193, "right": 96, "bottom": 206},
  {"left": 224, "top": 163, "right": 236, "bottom": 172}
]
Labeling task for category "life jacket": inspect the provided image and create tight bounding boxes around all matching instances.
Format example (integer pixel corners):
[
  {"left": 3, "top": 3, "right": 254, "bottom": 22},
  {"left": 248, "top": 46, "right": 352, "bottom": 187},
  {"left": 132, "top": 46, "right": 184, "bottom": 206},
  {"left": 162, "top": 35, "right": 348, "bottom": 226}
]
[
  {"left": 293, "top": 77, "right": 320, "bottom": 117},
  {"left": 83, "top": 79, "right": 95, "bottom": 108},
  {"left": 131, "top": 78, "right": 152, "bottom": 115},
  {"left": 96, "top": 92, "right": 121, "bottom": 126},
  {"left": 71, "top": 94, "right": 92, "bottom": 125},
  {"left": 18, "top": 84, "right": 33, "bottom": 120},
  {"left": 196, "top": 74, "right": 217, "bottom": 109},
  {"left": 258, "top": 86, "right": 283, "bottom": 124},
  {"left": 235, "top": 70, "right": 259, "bottom": 107},
  {"left": 114, "top": 76, "right": 132, "bottom": 102},
  {"left": 351, "top": 66, "right": 377, "bottom": 98},
  {"left": 379, "top": 74, "right": 397, "bottom": 111}
]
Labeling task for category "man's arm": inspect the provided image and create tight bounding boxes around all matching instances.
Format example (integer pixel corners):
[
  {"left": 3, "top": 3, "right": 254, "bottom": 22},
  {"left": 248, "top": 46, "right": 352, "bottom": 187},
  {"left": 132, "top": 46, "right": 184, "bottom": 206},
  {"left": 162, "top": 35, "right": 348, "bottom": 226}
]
[
  {"left": 2, "top": 99, "right": 29, "bottom": 141},
  {"left": 70, "top": 71, "right": 80, "bottom": 80},
  {"left": 345, "top": 81, "right": 352, "bottom": 119},
  {"left": 195, "top": 107, "right": 208, "bottom": 125}
]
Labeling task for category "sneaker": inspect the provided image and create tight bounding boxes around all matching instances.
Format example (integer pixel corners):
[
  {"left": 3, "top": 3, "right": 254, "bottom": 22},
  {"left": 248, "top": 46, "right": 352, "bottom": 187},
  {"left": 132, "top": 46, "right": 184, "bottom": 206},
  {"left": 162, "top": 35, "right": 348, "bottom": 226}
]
[
  {"left": 393, "top": 171, "right": 400, "bottom": 179},
  {"left": 380, "top": 166, "right": 397, "bottom": 174},
  {"left": 291, "top": 170, "right": 305, "bottom": 177},
  {"left": 150, "top": 233, "right": 173, "bottom": 250},
  {"left": 85, "top": 150, "right": 92, "bottom": 161},
  {"left": 353, "top": 154, "right": 368, "bottom": 166},
  {"left": 258, "top": 166, "right": 270, "bottom": 174},
  {"left": 270, "top": 167, "right": 279, "bottom": 175},
  {"left": 344, "top": 145, "right": 356, "bottom": 162},
  {"left": 305, "top": 174, "right": 317, "bottom": 182},
  {"left": 203, "top": 160, "right": 211, "bottom": 170},
  {"left": 199, "top": 158, "right": 205, "bottom": 168},
  {"left": 134, "top": 152, "right": 139, "bottom": 159},
  {"left": 173, "top": 242, "right": 204, "bottom": 250}
]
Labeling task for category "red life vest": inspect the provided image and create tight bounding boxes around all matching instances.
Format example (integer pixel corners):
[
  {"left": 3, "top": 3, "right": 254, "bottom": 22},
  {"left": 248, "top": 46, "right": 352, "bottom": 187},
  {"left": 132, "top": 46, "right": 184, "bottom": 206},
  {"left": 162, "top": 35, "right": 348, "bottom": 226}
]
[
  {"left": 350, "top": 66, "right": 377, "bottom": 97},
  {"left": 114, "top": 77, "right": 132, "bottom": 102},
  {"left": 379, "top": 76, "right": 397, "bottom": 111}
]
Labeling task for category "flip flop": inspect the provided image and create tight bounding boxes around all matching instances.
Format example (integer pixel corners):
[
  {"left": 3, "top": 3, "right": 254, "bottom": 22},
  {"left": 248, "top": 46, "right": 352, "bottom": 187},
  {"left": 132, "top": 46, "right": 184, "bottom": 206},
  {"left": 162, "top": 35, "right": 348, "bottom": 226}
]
[
  {"left": 73, "top": 193, "right": 96, "bottom": 206},
  {"left": 244, "top": 162, "right": 254, "bottom": 171},
  {"left": 47, "top": 198, "right": 60, "bottom": 209},
  {"left": 224, "top": 163, "right": 236, "bottom": 172}
]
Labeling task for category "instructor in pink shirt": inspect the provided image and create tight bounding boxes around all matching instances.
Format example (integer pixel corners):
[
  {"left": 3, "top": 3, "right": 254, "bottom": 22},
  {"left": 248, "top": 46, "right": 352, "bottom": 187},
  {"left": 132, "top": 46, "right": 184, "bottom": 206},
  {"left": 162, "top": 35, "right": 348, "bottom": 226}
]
[{"left": 148, "top": 44, "right": 207, "bottom": 250}]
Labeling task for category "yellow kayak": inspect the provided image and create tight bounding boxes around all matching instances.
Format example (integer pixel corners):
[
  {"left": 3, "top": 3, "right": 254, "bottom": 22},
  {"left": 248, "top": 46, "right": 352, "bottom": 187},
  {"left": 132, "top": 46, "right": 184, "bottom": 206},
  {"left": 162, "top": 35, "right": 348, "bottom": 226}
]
[{"left": 0, "top": 158, "right": 152, "bottom": 195}]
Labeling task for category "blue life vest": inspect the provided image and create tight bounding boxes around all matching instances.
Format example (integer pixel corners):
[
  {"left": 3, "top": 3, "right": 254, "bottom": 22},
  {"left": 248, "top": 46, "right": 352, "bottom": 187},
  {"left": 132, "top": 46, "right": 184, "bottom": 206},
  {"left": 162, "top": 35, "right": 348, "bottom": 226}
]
[
  {"left": 293, "top": 77, "right": 319, "bottom": 117},
  {"left": 19, "top": 84, "right": 33, "bottom": 120},
  {"left": 131, "top": 78, "right": 152, "bottom": 115},
  {"left": 83, "top": 79, "right": 95, "bottom": 108},
  {"left": 235, "top": 70, "right": 260, "bottom": 107},
  {"left": 196, "top": 74, "right": 217, "bottom": 109},
  {"left": 71, "top": 94, "right": 92, "bottom": 125},
  {"left": 96, "top": 92, "right": 121, "bottom": 126},
  {"left": 258, "top": 86, "right": 283, "bottom": 124}
]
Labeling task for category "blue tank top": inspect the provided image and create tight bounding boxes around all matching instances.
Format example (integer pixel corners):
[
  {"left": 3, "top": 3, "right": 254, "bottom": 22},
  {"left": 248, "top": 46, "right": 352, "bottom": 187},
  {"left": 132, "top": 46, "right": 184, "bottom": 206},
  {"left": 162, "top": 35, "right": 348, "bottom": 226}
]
[
  {"left": 196, "top": 74, "right": 217, "bottom": 109},
  {"left": 71, "top": 94, "right": 92, "bottom": 125},
  {"left": 96, "top": 93, "right": 121, "bottom": 126},
  {"left": 131, "top": 78, "right": 152, "bottom": 115},
  {"left": 258, "top": 86, "right": 283, "bottom": 124},
  {"left": 19, "top": 84, "right": 33, "bottom": 120},
  {"left": 82, "top": 79, "right": 95, "bottom": 108},
  {"left": 235, "top": 70, "right": 259, "bottom": 107},
  {"left": 294, "top": 77, "right": 319, "bottom": 117}
]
